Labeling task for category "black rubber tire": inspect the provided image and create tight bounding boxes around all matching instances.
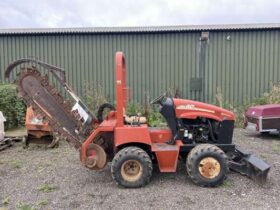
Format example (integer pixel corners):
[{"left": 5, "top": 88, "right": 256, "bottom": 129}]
[
  {"left": 111, "top": 146, "right": 153, "bottom": 188},
  {"left": 186, "top": 144, "right": 228, "bottom": 187}
]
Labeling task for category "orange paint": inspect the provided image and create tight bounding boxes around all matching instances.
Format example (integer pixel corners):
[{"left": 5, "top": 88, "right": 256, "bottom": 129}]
[{"left": 80, "top": 52, "right": 235, "bottom": 173}]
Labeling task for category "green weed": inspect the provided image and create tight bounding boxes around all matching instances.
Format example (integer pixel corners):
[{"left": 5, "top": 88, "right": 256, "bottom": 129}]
[
  {"left": 259, "top": 153, "right": 268, "bottom": 160},
  {"left": 10, "top": 160, "right": 23, "bottom": 169},
  {"left": 84, "top": 83, "right": 109, "bottom": 114},
  {"left": 2, "top": 196, "right": 10, "bottom": 205},
  {"left": 16, "top": 202, "right": 36, "bottom": 210},
  {"left": 222, "top": 179, "right": 233, "bottom": 188},
  {"left": 215, "top": 82, "right": 280, "bottom": 128},
  {"left": 0, "top": 84, "right": 26, "bottom": 129},
  {"left": 38, "top": 184, "right": 58, "bottom": 193},
  {"left": 36, "top": 200, "right": 48, "bottom": 207},
  {"left": 272, "top": 143, "right": 280, "bottom": 154}
]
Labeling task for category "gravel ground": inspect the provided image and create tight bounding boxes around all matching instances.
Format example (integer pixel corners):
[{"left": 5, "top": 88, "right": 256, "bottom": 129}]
[{"left": 0, "top": 128, "right": 279, "bottom": 210}]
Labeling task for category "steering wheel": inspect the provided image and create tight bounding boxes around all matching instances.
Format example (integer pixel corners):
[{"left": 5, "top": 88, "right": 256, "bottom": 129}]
[{"left": 150, "top": 93, "right": 166, "bottom": 105}]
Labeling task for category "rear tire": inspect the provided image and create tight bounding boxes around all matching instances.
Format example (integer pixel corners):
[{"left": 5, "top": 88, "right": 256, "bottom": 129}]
[
  {"left": 186, "top": 144, "right": 228, "bottom": 187},
  {"left": 111, "top": 146, "right": 153, "bottom": 188}
]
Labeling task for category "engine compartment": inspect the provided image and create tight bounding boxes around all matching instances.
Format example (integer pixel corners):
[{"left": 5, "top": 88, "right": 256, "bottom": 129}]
[
  {"left": 180, "top": 118, "right": 220, "bottom": 144},
  {"left": 158, "top": 97, "right": 234, "bottom": 145}
]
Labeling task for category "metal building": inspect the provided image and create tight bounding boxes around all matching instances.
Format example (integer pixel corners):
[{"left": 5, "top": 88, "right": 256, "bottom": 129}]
[{"left": 0, "top": 24, "right": 279, "bottom": 104}]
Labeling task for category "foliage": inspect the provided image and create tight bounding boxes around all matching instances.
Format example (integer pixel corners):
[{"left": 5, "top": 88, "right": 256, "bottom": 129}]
[
  {"left": 2, "top": 196, "right": 10, "bottom": 205},
  {"left": 125, "top": 102, "right": 145, "bottom": 116},
  {"left": 15, "top": 200, "right": 48, "bottom": 210},
  {"left": 38, "top": 184, "right": 58, "bottom": 193},
  {"left": 147, "top": 109, "right": 166, "bottom": 127},
  {"left": 10, "top": 160, "right": 23, "bottom": 169},
  {"left": 222, "top": 179, "right": 233, "bottom": 188},
  {"left": 251, "top": 82, "right": 280, "bottom": 105},
  {"left": 215, "top": 82, "right": 280, "bottom": 127},
  {"left": 0, "top": 84, "right": 26, "bottom": 129},
  {"left": 36, "top": 200, "right": 48, "bottom": 207},
  {"left": 16, "top": 203, "right": 36, "bottom": 210},
  {"left": 272, "top": 142, "right": 280, "bottom": 154},
  {"left": 126, "top": 102, "right": 166, "bottom": 127},
  {"left": 83, "top": 83, "right": 166, "bottom": 127},
  {"left": 83, "top": 83, "right": 109, "bottom": 114}
]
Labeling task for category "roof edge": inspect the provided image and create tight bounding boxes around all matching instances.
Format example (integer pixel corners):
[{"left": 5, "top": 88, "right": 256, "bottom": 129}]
[{"left": 0, "top": 23, "right": 279, "bottom": 35}]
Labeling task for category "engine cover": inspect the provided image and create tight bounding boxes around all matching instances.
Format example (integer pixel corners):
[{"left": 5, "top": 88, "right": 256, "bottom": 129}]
[{"left": 173, "top": 98, "right": 235, "bottom": 122}]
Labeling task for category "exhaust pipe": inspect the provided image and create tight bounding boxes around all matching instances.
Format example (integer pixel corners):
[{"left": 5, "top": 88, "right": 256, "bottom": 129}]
[{"left": 228, "top": 147, "right": 270, "bottom": 185}]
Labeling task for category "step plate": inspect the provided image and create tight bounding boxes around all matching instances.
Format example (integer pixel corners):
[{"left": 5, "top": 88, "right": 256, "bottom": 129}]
[{"left": 152, "top": 141, "right": 182, "bottom": 172}]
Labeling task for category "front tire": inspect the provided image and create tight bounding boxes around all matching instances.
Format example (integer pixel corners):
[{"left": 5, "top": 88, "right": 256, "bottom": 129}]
[
  {"left": 111, "top": 146, "right": 153, "bottom": 188},
  {"left": 186, "top": 144, "right": 228, "bottom": 187}
]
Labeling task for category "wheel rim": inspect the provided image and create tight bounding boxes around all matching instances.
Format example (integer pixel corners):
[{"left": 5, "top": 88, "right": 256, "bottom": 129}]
[
  {"left": 121, "top": 160, "right": 143, "bottom": 182},
  {"left": 198, "top": 157, "right": 221, "bottom": 179}
]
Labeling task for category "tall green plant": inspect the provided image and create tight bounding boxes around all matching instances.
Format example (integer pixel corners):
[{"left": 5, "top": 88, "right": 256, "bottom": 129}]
[
  {"left": 83, "top": 83, "right": 109, "bottom": 114},
  {"left": 0, "top": 84, "right": 26, "bottom": 129},
  {"left": 215, "top": 82, "right": 280, "bottom": 128}
]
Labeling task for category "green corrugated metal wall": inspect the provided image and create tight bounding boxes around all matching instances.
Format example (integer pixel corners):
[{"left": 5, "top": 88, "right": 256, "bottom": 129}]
[{"left": 0, "top": 30, "right": 279, "bottom": 105}]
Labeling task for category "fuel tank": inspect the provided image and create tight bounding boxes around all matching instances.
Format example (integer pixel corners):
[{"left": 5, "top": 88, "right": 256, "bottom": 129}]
[{"left": 173, "top": 98, "right": 235, "bottom": 121}]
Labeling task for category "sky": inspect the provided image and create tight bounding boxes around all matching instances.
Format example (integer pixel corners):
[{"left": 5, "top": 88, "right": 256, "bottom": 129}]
[{"left": 0, "top": 0, "right": 279, "bottom": 28}]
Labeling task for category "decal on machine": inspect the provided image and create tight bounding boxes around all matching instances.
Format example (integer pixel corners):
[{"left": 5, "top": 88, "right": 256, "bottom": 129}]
[
  {"left": 176, "top": 104, "right": 215, "bottom": 113},
  {"left": 176, "top": 104, "right": 195, "bottom": 110}
]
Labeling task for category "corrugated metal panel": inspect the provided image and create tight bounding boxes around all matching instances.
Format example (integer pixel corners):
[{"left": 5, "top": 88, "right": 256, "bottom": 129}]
[
  {"left": 205, "top": 30, "right": 280, "bottom": 104},
  {"left": 0, "top": 30, "right": 279, "bottom": 105},
  {"left": 0, "top": 23, "right": 280, "bottom": 35}
]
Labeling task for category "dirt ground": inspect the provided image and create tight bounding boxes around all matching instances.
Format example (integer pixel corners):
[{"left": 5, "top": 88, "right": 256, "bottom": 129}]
[{"left": 0, "top": 128, "right": 279, "bottom": 210}]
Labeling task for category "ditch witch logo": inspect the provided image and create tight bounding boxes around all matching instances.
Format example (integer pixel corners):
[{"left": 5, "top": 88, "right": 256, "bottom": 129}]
[{"left": 176, "top": 105, "right": 215, "bottom": 114}]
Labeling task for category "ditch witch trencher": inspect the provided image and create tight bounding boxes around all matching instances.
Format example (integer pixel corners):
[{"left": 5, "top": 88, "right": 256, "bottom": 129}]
[{"left": 5, "top": 52, "right": 270, "bottom": 188}]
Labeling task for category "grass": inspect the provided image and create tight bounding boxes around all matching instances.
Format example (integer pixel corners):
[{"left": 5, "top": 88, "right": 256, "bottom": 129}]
[
  {"left": 15, "top": 200, "right": 48, "bottom": 210},
  {"left": 259, "top": 153, "right": 268, "bottom": 160},
  {"left": 37, "top": 160, "right": 53, "bottom": 173},
  {"left": 10, "top": 160, "right": 23, "bottom": 169},
  {"left": 38, "top": 184, "right": 58, "bottom": 193},
  {"left": 272, "top": 143, "right": 280, "bottom": 154},
  {"left": 222, "top": 179, "right": 233, "bottom": 188},
  {"left": 16, "top": 203, "right": 36, "bottom": 210},
  {"left": 36, "top": 166, "right": 46, "bottom": 173},
  {"left": 2, "top": 197, "right": 10, "bottom": 205},
  {"left": 50, "top": 149, "right": 60, "bottom": 154},
  {"left": 36, "top": 200, "right": 48, "bottom": 207}
]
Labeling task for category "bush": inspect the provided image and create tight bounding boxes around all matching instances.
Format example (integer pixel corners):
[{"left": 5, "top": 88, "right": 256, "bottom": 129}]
[
  {"left": 126, "top": 101, "right": 166, "bottom": 127},
  {"left": 126, "top": 102, "right": 145, "bottom": 116},
  {"left": 146, "top": 108, "right": 166, "bottom": 127},
  {"left": 0, "top": 84, "right": 26, "bottom": 129},
  {"left": 215, "top": 82, "right": 280, "bottom": 128},
  {"left": 251, "top": 82, "right": 280, "bottom": 105},
  {"left": 83, "top": 83, "right": 109, "bottom": 114}
]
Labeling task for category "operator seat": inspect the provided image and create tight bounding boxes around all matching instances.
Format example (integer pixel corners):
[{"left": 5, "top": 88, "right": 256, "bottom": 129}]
[{"left": 160, "top": 98, "right": 179, "bottom": 137}]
